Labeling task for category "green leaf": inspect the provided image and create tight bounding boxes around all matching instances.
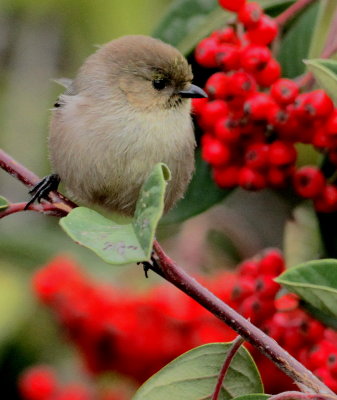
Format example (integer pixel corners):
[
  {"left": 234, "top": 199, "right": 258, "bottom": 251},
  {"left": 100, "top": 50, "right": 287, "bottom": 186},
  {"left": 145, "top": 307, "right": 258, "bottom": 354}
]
[
  {"left": 153, "top": 0, "right": 294, "bottom": 56},
  {"left": 0, "top": 196, "right": 9, "bottom": 211},
  {"left": 283, "top": 203, "right": 323, "bottom": 269},
  {"left": 276, "top": 259, "right": 337, "bottom": 318},
  {"left": 133, "top": 342, "right": 263, "bottom": 400},
  {"left": 60, "top": 163, "right": 170, "bottom": 265},
  {"left": 308, "top": 0, "right": 337, "bottom": 59},
  {"left": 161, "top": 150, "right": 230, "bottom": 225},
  {"left": 304, "top": 59, "right": 337, "bottom": 103},
  {"left": 233, "top": 395, "right": 269, "bottom": 400},
  {"left": 277, "top": 1, "right": 319, "bottom": 78}
]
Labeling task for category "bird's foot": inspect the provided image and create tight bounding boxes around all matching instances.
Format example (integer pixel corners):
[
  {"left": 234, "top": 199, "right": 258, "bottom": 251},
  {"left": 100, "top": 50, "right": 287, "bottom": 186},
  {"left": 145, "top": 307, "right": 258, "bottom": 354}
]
[
  {"left": 138, "top": 252, "right": 157, "bottom": 279},
  {"left": 24, "top": 174, "right": 60, "bottom": 210}
]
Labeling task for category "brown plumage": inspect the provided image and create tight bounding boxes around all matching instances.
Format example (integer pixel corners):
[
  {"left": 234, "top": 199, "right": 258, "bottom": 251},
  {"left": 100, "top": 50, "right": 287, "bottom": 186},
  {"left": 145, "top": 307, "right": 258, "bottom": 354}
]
[{"left": 49, "top": 35, "right": 206, "bottom": 216}]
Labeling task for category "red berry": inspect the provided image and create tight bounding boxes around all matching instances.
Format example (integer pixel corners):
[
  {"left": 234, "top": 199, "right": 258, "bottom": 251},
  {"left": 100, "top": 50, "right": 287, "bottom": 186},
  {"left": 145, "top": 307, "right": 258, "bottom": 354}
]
[
  {"left": 202, "top": 138, "right": 230, "bottom": 166},
  {"left": 293, "top": 166, "right": 326, "bottom": 199},
  {"left": 238, "top": 2, "right": 263, "bottom": 28},
  {"left": 213, "top": 165, "right": 240, "bottom": 188},
  {"left": 199, "top": 99, "right": 229, "bottom": 129},
  {"left": 218, "top": 0, "right": 246, "bottom": 12},
  {"left": 231, "top": 277, "right": 255, "bottom": 301},
  {"left": 191, "top": 97, "right": 208, "bottom": 115},
  {"left": 205, "top": 72, "right": 229, "bottom": 99},
  {"left": 254, "top": 58, "right": 281, "bottom": 87},
  {"left": 214, "top": 117, "right": 240, "bottom": 142},
  {"left": 314, "top": 184, "right": 337, "bottom": 213},
  {"left": 245, "top": 15, "right": 278, "bottom": 46},
  {"left": 238, "top": 166, "right": 267, "bottom": 190},
  {"left": 259, "top": 249, "right": 284, "bottom": 275},
  {"left": 267, "top": 167, "right": 289, "bottom": 188},
  {"left": 213, "top": 27, "right": 238, "bottom": 44},
  {"left": 244, "top": 143, "right": 269, "bottom": 170},
  {"left": 215, "top": 43, "right": 241, "bottom": 70},
  {"left": 270, "top": 78, "right": 299, "bottom": 105},
  {"left": 275, "top": 293, "right": 299, "bottom": 311},
  {"left": 244, "top": 93, "right": 277, "bottom": 120},
  {"left": 255, "top": 275, "right": 279, "bottom": 298},
  {"left": 238, "top": 259, "right": 260, "bottom": 277},
  {"left": 226, "top": 71, "right": 257, "bottom": 100},
  {"left": 195, "top": 37, "right": 218, "bottom": 68},
  {"left": 240, "top": 45, "right": 271, "bottom": 73},
  {"left": 19, "top": 366, "right": 57, "bottom": 400},
  {"left": 303, "top": 89, "right": 334, "bottom": 119},
  {"left": 268, "top": 141, "right": 297, "bottom": 167}
]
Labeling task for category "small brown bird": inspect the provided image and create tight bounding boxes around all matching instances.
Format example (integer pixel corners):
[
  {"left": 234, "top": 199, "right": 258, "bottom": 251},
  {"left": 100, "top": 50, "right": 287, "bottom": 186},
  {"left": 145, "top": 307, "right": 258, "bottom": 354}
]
[{"left": 27, "top": 35, "right": 207, "bottom": 216}]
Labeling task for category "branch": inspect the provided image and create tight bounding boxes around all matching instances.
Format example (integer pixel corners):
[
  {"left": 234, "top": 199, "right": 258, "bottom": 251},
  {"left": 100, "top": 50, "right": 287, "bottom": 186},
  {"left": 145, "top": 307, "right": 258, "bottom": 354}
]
[
  {"left": 275, "top": 0, "right": 316, "bottom": 28},
  {"left": 0, "top": 149, "right": 333, "bottom": 395},
  {"left": 0, "top": 148, "right": 76, "bottom": 217},
  {"left": 269, "top": 392, "right": 337, "bottom": 400},
  {"left": 152, "top": 240, "right": 333, "bottom": 395},
  {"left": 211, "top": 336, "right": 245, "bottom": 400}
]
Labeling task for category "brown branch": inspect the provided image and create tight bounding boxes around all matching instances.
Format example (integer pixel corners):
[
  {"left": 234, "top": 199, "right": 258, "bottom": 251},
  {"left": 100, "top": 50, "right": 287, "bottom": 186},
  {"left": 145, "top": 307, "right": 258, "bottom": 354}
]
[
  {"left": 0, "top": 148, "right": 76, "bottom": 217},
  {"left": 153, "top": 240, "right": 333, "bottom": 395},
  {"left": 269, "top": 391, "right": 337, "bottom": 400},
  {"left": 211, "top": 336, "right": 245, "bottom": 400},
  {"left": 0, "top": 148, "right": 334, "bottom": 395},
  {"left": 275, "top": 0, "right": 316, "bottom": 28}
]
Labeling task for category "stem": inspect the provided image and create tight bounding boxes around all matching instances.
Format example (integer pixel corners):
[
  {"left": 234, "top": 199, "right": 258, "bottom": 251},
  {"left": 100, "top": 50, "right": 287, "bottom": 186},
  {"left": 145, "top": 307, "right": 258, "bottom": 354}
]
[
  {"left": 275, "top": 0, "right": 316, "bottom": 28},
  {"left": 269, "top": 392, "right": 337, "bottom": 400},
  {"left": 0, "top": 148, "right": 76, "bottom": 216},
  {"left": 211, "top": 336, "right": 245, "bottom": 400},
  {"left": 0, "top": 149, "right": 334, "bottom": 395},
  {"left": 0, "top": 201, "right": 66, "bottom": 218},
  {"left": 153, "top": 240, "right": 333, "bottom": 395}
]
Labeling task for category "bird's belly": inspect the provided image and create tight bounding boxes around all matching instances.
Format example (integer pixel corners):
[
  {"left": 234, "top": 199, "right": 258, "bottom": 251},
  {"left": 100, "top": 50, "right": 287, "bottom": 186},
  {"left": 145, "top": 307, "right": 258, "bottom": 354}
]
[{"left": 50, "top": 105, "right": 195, "bottom": 216}]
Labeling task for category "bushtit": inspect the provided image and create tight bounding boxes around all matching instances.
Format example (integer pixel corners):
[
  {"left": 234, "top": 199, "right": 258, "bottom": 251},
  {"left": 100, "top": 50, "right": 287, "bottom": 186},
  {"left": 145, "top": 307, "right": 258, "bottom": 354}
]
[{"left": 26, "top": 35, "right": 207, "bottom": 216}]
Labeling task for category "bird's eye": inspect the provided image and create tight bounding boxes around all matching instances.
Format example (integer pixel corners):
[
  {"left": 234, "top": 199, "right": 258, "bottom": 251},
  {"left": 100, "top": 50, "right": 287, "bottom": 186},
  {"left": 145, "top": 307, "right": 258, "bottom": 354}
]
[{"left": 152, "top": 79, "right": 167, "bottom": 91}]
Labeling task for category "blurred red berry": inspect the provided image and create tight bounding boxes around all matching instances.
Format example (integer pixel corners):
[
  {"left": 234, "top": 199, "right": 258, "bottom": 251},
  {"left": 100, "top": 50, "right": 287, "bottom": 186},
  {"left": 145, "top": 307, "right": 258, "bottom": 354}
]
[
  {"left": 19, "top": 366, "right": 57, "bottom": 400},
  {"left": 202, "top": 138, "right": 230, "bottom": 166},
  {"left": 268, "top": 141, "right": 297, "bottom": 167},
  {"left": 199, "top": 99, "right": 229, "bottom": 129},
  {"left": 254, "top": 58, "right": 281, "bottom": 87},
  {"left": 245, "top": 15, "right": 278, "bottom": 45},
  {"left": 270, "top": 78, "right": 299, "bottom": 105},
  {"left": 238, "top": 166, "right": 267, "bottom": 190},
  {"left": 205, "top": 72, "right": 229, "bottom": 99},
  {"left": 244, "top": 143, "right": 269, "bottom": 170},
  {"left": 218, "top": 0, "right": 246, "bottom": 12},
  {"left": 244, "top": 93, "right": 277, "bottom": 120},
  {"left": 293, "top": 166, "right": 326, "bottom": 199},
  {"left": 238, "top": 2, "right": 263, "bottom": 28},
  {"left": 195, "top": 38, "right": 218, "bottom": 68},
  {"left": 213, "top": 165, "right": 240, "bottom": 188},
  {"left": 240, "top": 45, "right": 271, "bottom": 72},
  {"left": 216, "top": 43, "right": 241, "bottom": 70},
  {"left": 314, "top": 184, "right": 337, "bottom": 213}
]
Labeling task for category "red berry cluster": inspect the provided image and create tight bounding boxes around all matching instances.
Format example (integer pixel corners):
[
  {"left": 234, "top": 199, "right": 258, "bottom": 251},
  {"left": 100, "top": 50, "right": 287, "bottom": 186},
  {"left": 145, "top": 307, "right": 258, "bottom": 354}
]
[
  {"left": 28, "top": 253, "right": 337, "bottom": 394},
  {"left": 193, "top": 0, "right": 337, "bottom": 212},
  {"left": 18, "top": 365, "right": 128, "bottom": 400}
]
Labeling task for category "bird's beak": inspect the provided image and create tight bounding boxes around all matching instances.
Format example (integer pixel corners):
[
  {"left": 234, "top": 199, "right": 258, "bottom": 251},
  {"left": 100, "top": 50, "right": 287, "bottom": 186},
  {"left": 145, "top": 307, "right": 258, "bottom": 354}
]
[{"left": 178, "top": 84, "right": 208, "bottom": 98}]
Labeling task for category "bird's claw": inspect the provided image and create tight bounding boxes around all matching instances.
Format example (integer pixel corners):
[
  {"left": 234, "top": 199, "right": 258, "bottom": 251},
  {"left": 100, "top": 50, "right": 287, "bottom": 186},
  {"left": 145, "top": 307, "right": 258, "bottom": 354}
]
[{"left": 24, "top": 174, "right": 60, "bottom": 210}]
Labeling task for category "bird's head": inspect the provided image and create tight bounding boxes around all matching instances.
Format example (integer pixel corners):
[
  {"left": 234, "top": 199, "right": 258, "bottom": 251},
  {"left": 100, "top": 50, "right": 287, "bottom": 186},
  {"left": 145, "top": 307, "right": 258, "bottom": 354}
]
[{"left": 76, "top": 35, "right": 207, "bottom": 112}]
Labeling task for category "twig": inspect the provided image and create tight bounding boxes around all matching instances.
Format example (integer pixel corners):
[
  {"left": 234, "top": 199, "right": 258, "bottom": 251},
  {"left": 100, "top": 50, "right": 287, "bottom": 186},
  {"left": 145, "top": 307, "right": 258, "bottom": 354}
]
[
  {"left": 269, "top": 391, "right": 337, "bottom": 400},
  {"left": 0, "top": 149, "right": 334, "bottom": 395},
  {"left": 0, "top": 148, "right": 76, "bottom": 217},
  {"left": 275, "top": 0, "right": 316, "bottom": 28},
  {"left": 153, "top": 240, "right": 333, "bottom": 395},
  {"left": 211, "top": 336, "right": 245, "bottom": 400}
]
